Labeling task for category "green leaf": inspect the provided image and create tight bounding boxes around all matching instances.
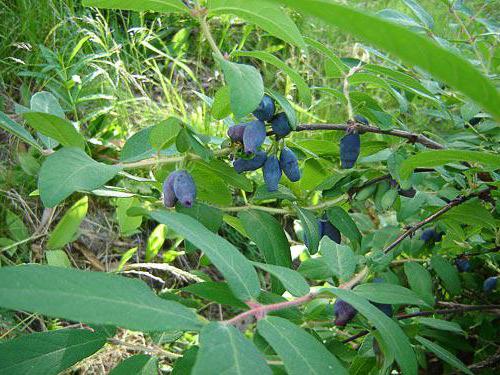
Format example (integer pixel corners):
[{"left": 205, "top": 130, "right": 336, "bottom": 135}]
[
  {"left": 404, "top": 262, "right": 434, "bottom": 306},
  {"left": 294, "top": 205, "right": 320, "bottom": 254},
  {"left": 149, "top": 118, "right": 181, "bottom": 151},
  {"left": 116, "top": 197, "right": 143, "bottom": 236},
  {"left": 327, "top": 288, "right": 417, "bottom": 375},
  {"left": 47, "top": 196, "right": 88, "bottom": 249},
  {"left": 442, "top": 199, "right": 496, "bottom": 229},
  {"left": 430, "top": 256, "right": 461, "bottom": 296},
  {"left": 252, "top": 262, "right": 309, "bottom": 297},
  {"left": 403, "top": 0, "right": 434, "bottom": 29},
  {"left": 120, "top": 126, "right": 173, "bottom": 163},
  {"left": 298, "top": 258, "right": 333, "bottom": 280},
  {"left": 353, "top": 283, "right": 429, "bottom": 306},
  {"left": 194, "top": 159, "right": 253, "bottom": 192},
  {"left": 304, "top": 36, "right": 348, "bottom": 78},
  {"left": 400, "top": 150, "right": 500, "bottom": 179},
  {"left": 0, "top": 111, "right": 41, "bottom": 150},
  {"left": 192, "top": 322, "right": 272, "bottom": 375},
  {"left": 234, "top": 50, "right": 311, "bottom": 105},
  {"left": 83, "top": 0, "right": 188, "bottom": 13},
  {"left": 265, "top": 89, "right": 298, "bottom": 129},
  {"left": 38, "top": 148, "right": 122, "bottom": 207},
  {"left": 319, "top": 237, "right": 357, "bottom": 281},
  {"left": 267, "top": 0, "right": 500, "bottom": 120},
  {"left": 172, "top": 347, "right": 199, "bottom": 375},
  {"left": 416, "top": 318, "right": 463, "bottom": 334},
  {"left": 145, "top": 224, "right": 167, "bottom": 262},
  {"left": 208, "top": 0, "right": 306, "bottom": 50},
  {"left": 0, "top": 328, "right": 107, "bottom": 375},
  {"left": 0, "top": 264, "right": 203, "bottom": 332},
  {"left": 257, "top": 316, "right": 347, "bottom": 375},
  {"left": 239, "top": 210, "right": 292, "bottom": 294},
  {"left": 110, "top": 354, "right": 158, "bottom": 375},
  {"left": 327, "top": 206, "right": 362, "bottom": 247},
  {"left": 148, "top": 210, "right": 260, "bottom": 301},
  {"left": 183, "top": 282, "right": 248, "bottom": 309},
  {"left": 46, "top": 250, "right": 71, "bottom": 268},
  {"left": 5, "top": 209, "right": 29, "bottom": 242},
  {"left": 30, "top": 91, "right": 65, "bottom": 118},
  {"left": 215, "top": 56, "right": 264, "bottom": 118},
  {"left": 252, "top": 183, "right": 297, "bottom": 201},
  {"left": 211, "top": 86, "right": 232, "bottom": 120},
  {"left": 22, "top": 112, "right": 85, "bottom": 149},
  {"left": 415, "top": 336, "right": 473, "bottom": 375}
]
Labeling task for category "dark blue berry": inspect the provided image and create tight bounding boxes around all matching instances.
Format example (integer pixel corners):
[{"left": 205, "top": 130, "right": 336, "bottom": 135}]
[
  {"left": 398, "top": 187, "right": 416, "bottom": 198},
  {"left": 340, "top": 133, "right": 361, "bottom": 169},
  {"left": 252, "top": 95, "right": 275, "bottom": 122},
  {"left": 163, "top": 171, "right": 180, "bottom": 208},
  {"left": 233, "top": 151, "right": 267, "bottom": 173},
  {"left": 242, "top": 120, "right": 266, "bottom": 155},
  {"left": 173, "top": 170, "right": 196, "bottom": 208},
  {"left": 271, "top": 112, "right": 292, "bottom": 138},
  {"left": 263, "top": 155, "right": 282, "bottom": 192},
  {"left": 354, "top": 114, "right": 369, "bottom": 126},
  {"left": 483, "top": 276, "right": 497, "bottom": 293},
  {"left": 334, "top": 299, "right": 357, "bottom": 326},
  {"left": 279, "top": 147, "right": 300, "bottom": 182},
  {"left": 227, "top": 124, "right": 246, "bottom": 143},
  {"left": 455, "top": 258, "right": 471, "bottom": 273},
  {"left": 319, "top": 219, "right": 341, "bottom": 244},
  {"left": 468, "top": 117, "right": 482, "bottom": 126},
  {"left": 420, "top": 229, "right": 436, "bottom": 243}
]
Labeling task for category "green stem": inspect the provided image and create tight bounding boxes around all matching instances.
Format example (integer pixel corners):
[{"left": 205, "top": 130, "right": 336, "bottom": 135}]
[{"left": 199, "top": 14, "right": 224, "bottom": 60}]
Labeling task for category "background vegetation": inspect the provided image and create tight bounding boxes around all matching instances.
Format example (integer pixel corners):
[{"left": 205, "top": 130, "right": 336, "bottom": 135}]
[{"left": 0, "top": 0, "right": 499, "bottom": 374}]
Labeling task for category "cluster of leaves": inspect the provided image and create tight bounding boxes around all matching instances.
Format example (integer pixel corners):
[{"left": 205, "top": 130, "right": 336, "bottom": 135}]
[{"left": 0, "top": 0, "right": 499, "bottom": 374}]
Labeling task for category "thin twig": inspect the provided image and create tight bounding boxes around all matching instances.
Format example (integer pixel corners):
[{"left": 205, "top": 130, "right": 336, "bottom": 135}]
[
  {"left": 383, "top": 186, "right": 494, "bottom": 254},
  {"left": 342, "top": 303, "right": 500, "bottom": 344},
  {"left": 107, "top": 338, "right": 181, "bottom": 360},
  {"left": 224, "top": 266, "right": 369, "bottom": 326},
  {"left": 296, "top": 122, "right": 444, "bottom": 149}
]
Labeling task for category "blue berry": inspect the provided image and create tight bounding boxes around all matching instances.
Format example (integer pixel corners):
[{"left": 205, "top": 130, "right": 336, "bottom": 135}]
[
  {"left": 263, "top": 155, "right": 282, "bottom": 192},
  {"left": 354, "top": 114, "right": 369, "bottom": 125},
  {"left": 242, "top": 120, "right": 266, "bottom": 155},
  {"left": 340, "top": 133, "right": 361, "bottom": 169},
  {"left": 227, "top": 124, "right": 246, "bottom": 143},
  {"left": 271, "top": 112, "right": 292, "bottom": 138},
  {"left": 252, "top": 95, "right": 275, "bottom": 122},
  {"left": 163, "top": 171, "right": 180, "bottom": 208},
  {"left": 455, "top": 258, "right": 471, "bottom": 273},
  {"left": 319, "top": 219, "right": 341, "bottom": 244},
  {"left": 173, "top": 170, "right": 196, "bottom": 208},
  {"left": 279, "top": 147, "right": 300, "bottom": 182},
  {"left": 334, "top": 299, "right": 357, "bottom": 326},
  {"left": 483, "top": 276, "right": 498, "bottom": 293},
  {"left": 233, "top": 151, "right": 267, "bottom": 173}
]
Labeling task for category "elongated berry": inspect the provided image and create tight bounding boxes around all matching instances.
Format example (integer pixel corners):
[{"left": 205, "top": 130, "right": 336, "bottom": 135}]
[
  {"left": 334, "top": 299, "right": 357, "bottom": 326},
  {"left": 319, "top": 219, "right": 341, "bottom": 244},
  {"left": 340, "top": 133, "right": 361, "bottom": 169},
  {"left": 163, "top": 171, "right": 180, "bottom": 208},
  {"left": 271, "top": 112, "right": 292, "bottom": 138},
  {"left": 173, "top": 170, "right": 196, "bottom": 208},
  {"left": 233, "top": 151, "right": 267, "bottom": 173},
  {"left": 398, "top": 187, "right": 416, "bottom": 198},
  {"left": 354, "top": 114, "right": 369, "bottom": 125},
  {"left": 263, "top": 155, "right": 282, "bottom": 192},
  {"left": 227, "top": 124, "right": 246, "bottom": 143},
  {"left": 243, "top": 120, "right": 266, "bottom": 155},
  {"left": 253, "top": 95, "right": 275, "bottom": 122},
  {"left": 483, "top": 276, "right": 497, "bottom": 293},
  {"left": 279, "top": 147, "right": 300, "bottom": 182}
]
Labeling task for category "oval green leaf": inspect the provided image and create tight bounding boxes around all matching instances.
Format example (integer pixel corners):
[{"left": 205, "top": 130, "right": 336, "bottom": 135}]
[{"left": 0, "top": 264, "right": 203, "bottom": 332}]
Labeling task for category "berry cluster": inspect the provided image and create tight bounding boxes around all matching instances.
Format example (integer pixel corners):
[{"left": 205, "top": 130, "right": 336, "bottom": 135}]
[
  {"left": 163, "top": 170, "right": 196, "bottom": 208},
  {"left": 228, "top": 95, "right": 301, "bottom": 192}
]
